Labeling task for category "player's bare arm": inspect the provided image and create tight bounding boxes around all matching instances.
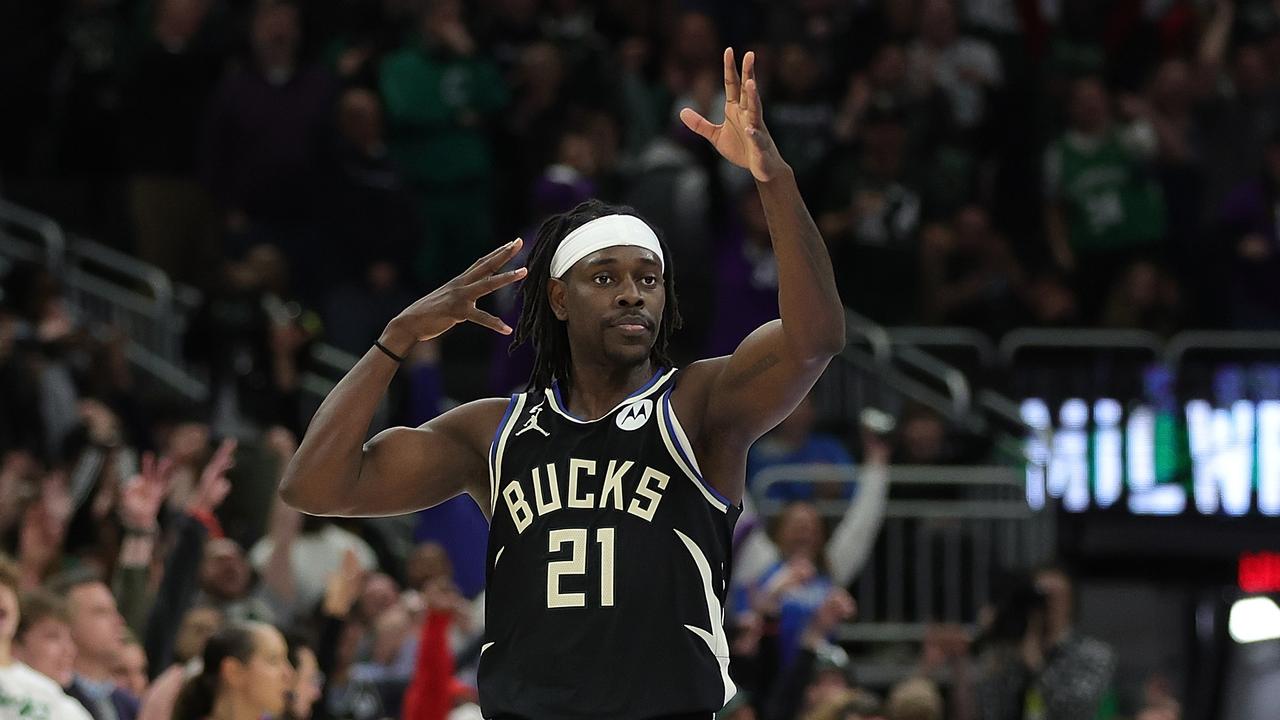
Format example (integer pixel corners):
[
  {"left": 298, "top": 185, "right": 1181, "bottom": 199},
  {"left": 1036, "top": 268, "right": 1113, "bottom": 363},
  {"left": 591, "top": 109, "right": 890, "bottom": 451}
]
[
  {"left": 675, "top": 48, "right": 846, "bottom": 502},
  {"left": 279, "top": 241, "right": 527, "bottom": 517}
]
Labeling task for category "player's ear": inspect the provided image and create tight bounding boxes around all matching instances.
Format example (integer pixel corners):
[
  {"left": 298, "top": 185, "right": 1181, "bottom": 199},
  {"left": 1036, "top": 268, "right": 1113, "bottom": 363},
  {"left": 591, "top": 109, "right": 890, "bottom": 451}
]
[{"left": 548, "top": 277, "right": 569, "bottom": 321}]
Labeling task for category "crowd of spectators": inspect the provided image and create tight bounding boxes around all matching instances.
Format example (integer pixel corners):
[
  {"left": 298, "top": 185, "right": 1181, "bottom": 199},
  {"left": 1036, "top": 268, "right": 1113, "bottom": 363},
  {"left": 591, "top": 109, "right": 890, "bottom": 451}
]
[{"left": 5, "top": 0, "right": 1278, "bottom": 717}]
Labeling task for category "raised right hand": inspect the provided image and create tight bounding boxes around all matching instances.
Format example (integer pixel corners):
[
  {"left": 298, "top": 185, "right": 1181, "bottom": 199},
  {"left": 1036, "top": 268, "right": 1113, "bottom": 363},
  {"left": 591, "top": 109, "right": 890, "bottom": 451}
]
[{"left": 380, "top": 239, "right": 527, "bottom": 356}]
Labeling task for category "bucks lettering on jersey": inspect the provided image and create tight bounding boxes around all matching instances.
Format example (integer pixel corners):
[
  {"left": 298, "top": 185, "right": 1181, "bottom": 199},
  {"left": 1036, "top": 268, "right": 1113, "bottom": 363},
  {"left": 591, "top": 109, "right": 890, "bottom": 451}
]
[{"left": 479, "top": 368, "right": 741, "bottom": 720}]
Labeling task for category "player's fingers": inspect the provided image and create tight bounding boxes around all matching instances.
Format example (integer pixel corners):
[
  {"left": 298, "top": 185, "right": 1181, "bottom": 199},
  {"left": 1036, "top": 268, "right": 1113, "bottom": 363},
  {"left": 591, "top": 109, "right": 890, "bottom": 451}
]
[
  {"left": 461, "top": 238, "right": 523, "bottom": 282},
  {"left": 745, "top": 78, "right": 763, "bottom": 125},
  {"left": 465, "top": 266, "right": 527, "bottom": 298},
  {"left": 742, "top": 50, "right": 756, "bottom": 104},
  {"left": 724, "top": 47, "right": 740, "bottom": 104},
  {"left": 465, "top": 308, "right": 513, "bottom": 335},
  {"left": 679, "top": 108, "right": 719, "bottom": 141}
]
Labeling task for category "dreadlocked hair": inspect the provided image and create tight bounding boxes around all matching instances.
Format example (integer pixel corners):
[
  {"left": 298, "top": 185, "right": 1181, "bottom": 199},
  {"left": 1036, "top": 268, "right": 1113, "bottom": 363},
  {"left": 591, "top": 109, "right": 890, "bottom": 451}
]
[{"left": 511, "top": 199, "right": 683, "bottom": 393}]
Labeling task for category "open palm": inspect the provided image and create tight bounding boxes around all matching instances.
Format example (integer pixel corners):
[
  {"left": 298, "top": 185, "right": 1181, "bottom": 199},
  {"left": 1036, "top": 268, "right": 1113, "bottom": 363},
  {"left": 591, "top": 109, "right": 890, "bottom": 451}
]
[{"left": 679, "top": 48, "right": 785, "bottom": 182}]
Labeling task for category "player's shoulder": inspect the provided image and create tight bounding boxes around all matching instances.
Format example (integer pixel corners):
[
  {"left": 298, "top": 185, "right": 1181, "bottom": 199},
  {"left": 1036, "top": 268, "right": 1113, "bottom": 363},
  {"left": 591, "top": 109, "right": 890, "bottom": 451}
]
[{"left": 421, "top": 396, "right": 516, "bottom": 448}]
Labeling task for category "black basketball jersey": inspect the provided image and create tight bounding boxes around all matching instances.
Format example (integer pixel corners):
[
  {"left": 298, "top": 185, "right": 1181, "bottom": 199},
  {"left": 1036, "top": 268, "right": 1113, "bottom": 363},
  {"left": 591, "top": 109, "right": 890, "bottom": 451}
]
[{"left": 478, "top": 367, "right": 741, "bottom": 720}]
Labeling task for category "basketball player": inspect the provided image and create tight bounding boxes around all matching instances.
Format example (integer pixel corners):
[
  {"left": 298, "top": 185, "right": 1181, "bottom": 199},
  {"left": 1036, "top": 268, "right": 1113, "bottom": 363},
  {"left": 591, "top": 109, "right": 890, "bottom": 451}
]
[{"left": 281, "top": 49, "right": 845, "bottom": 720}]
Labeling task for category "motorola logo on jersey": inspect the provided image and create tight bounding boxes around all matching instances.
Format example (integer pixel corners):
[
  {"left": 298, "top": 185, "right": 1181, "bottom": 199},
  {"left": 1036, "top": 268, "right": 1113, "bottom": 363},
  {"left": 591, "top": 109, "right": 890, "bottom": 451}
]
[{"left": 616, "top": 399, "right": 654, "bottom": 431}]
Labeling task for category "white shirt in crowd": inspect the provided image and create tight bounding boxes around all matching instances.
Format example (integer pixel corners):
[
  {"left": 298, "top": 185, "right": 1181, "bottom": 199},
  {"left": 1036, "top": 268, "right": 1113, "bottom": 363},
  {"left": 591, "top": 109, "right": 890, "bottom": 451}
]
[
  {"left": 0, "top": 662, "right": 94, "bottom": 720},
  {"left": 249, "top": 524, "right": 379, "bottom": 612}
]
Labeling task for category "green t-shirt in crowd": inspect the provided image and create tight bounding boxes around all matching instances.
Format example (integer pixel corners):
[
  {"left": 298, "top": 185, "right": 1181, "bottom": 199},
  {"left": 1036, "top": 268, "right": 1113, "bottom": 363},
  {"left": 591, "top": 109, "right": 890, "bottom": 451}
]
[
  {"left": 1045, "top": 130, "right": 1165, "bottom": 253},
  {"left": 378, "top": 41, "right": 507, "bottom": 186}
]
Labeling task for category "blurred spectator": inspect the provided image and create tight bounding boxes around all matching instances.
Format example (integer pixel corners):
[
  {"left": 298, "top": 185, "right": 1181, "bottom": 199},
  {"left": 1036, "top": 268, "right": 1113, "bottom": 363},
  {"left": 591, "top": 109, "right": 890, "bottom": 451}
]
[
  {"left": 767, "top": 43, "right": 835, "bottom": 194},
  {"left": 971, "top": 566, "right": 1117, "bottom": 720},
  {"left": 121, "top": 0, "right": 226, "bottom": 287},
  {"left": 917, "top": 205, "right": 1030, "bottom": 336},
  {"left": 905, "top": 0, "right": 1004, "bottom": 134},
  {"left": 379, "top": 0, "right": 508, "bottom": 287},
  {"left": 45, "top": 0, "right": 132, "bottom": 242},
  {"left": 172, "top": 621, "right": 294, "bottom": 720},
  {"left": 1044, "top": 76, "right": 1165, "bottom": 319},
  {"left": 1214, "top": 129, "right": 1280, "bottom": 328},
  {"left": 249, "top": 512, "right": 378, "bottom": 617},
  {"left": 747, "top": 393, "right": 855, "bottom": 502},
  {"left": 1100, "top": 260, "right": 1182, "bottom": 334},
  {"left": 322, "top": 86, "right": 421, "bottom": 297},
  {"left": 1197, "top": 2, "right": 1280, "bottom": 219},
  {"left": 0, "top": 558, "right": 93, "bottom": 719},
  {"left": 14, "top": 590, "right": 79, "bottom": 691},
  {"left": 820, "top": 100, "right": 924, "bottom": 324},
  {"left": 185, "top": 247, "right": 319, "bottom": 438},
  {"left": 201, "top": 0, "right": 336, "bottom": 293},
  {"left": 707, "top": 187, "right": 779, "bottom": 357},
  {"left": 111, "top": 638, "right": 148, "bottom": 699},
  {"left": 61, "top": 573, "right": 140, "bottom": 720},
  {"left": 891, "top": 407, "right": 956, "bottom": 466}
]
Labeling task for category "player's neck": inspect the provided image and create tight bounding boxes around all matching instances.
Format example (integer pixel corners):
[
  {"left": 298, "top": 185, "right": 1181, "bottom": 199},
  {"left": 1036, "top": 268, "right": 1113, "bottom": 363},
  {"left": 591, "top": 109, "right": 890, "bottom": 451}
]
[{"left": 563, "top": 360, "right": 657, "bottom": 419}]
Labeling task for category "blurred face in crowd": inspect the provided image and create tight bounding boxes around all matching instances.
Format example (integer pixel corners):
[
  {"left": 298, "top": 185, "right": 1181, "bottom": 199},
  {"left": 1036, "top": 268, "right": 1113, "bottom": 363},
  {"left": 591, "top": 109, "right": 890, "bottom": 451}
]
[
  {"left": 0, "top": 584, "right": 18, "bottom": 644},
  {"left": 222, "top": 625, "right": 294, "bottom": 718},
  {"left": 371, "top": 605, "right": 411, "bottom": 666},
  {"left": 919, "top": 0, "right": 957, "bottom": 47},
  {"left": 111, "top": 642, "right": 148, "bottom": 698},
  {"left": 1150, "top": 59, "right": 1191, "bottom": 114},
  {"left": 422, "top": 0, "right": 464, "bottom": 39},
  {"left": 154, "top": 0, "right": 210, "bottom": 45},
  {"left": 1233, "top": 44, "right": 1269, "bottom": 98},
  {"left": 165, "top": 422, "right": 210, "bottom": 465},
  {"left": 175, "top": 606, "right": 223, "bottom": 663},
  {"left": 67, "top": 582, "right": 126, "bottom": 665},
  {"left": 776, "top": 503, "right": 824, "bottom": 561},
  {"left": 777, "top": 44, "right": 820, "bottom": 97},
  {"left": 1034, "top": 567, "right": 1074, "bottom": 638},
  {"left": 1069, "top": 78, "right": 1110, "bottom": 135},
  {"left": 406, "top": 543, "right": 453, "bottom": 592},
  {"left": 673, "top": 12, "right": 718, "bottom": 67},
  {"left": 953, "top": 205, "right": 990, "bottom": 252},
  {"left": 357, "top": 574, "right": 401, "bottom": 623},
  {"left": 870, "top": 45, "right": 907, "bottom": 91},
  {"left": 252, "top": 2, "right": 301, "bottom": 74},
  {"left": 338, "top": 88, "right": 385, "bottom": 156},
  {"left": 519, "top": 42, "right": 565, "bottom": 99},
  {"left": 559, "top": 132, "right": 598, "bottom": 176},
  {"left": 899, "top": 413, "right": 945, "bottom": 463},
  {"left": 201, "top": 539, "right": 253, "bottom": 601},
  {"left": 15, "top": 614, "right": 77, "bottom": 687}
]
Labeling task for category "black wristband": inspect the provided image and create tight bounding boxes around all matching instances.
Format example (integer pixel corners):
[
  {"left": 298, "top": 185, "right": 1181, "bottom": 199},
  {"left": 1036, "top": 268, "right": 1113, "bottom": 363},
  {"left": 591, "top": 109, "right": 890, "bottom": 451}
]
[{"left": 374, "top": 340, "right": 406, "bottom": 363}]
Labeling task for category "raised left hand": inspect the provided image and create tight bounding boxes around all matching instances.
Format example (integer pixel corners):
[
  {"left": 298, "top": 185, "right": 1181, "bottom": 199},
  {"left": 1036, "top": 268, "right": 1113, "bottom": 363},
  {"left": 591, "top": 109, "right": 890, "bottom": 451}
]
[{"left": 679, "top": 48, "right": 787, "bottom": 182}]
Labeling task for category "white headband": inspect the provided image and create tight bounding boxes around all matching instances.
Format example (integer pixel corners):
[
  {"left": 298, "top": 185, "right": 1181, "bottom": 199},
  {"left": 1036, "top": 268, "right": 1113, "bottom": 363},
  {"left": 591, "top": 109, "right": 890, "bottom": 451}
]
[{"left": 550, "top": 214, "right": 664, "bottom": 278}]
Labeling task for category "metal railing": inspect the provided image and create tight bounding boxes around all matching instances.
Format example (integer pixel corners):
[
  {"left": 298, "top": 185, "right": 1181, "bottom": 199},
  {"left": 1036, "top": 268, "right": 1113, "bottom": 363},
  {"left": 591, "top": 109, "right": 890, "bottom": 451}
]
[{"left": 754, "top": 463, "right": 1052, "bottom": 635}]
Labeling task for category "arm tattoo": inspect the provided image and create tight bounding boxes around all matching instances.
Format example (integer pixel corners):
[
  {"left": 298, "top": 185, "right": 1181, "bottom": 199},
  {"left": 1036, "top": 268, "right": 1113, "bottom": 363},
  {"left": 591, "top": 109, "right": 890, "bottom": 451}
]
[{"left": 726, "top": 352, "right": 781, "bottom": 387}]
